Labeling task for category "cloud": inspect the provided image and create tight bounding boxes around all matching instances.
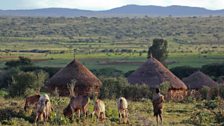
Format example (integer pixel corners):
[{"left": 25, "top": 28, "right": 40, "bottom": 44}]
[{"left": 1, "top": 0, "right": 224, "bottom": 10}]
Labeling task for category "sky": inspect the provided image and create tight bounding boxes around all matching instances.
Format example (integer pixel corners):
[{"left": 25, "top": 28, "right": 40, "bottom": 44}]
[{"left": 0, "top": 0, "right": 224, "bottom": 10}]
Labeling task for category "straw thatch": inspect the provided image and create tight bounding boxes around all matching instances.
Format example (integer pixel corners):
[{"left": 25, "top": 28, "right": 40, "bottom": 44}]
[
  {"left": 45, "top": 59, "right": 102, "bottom": 96},
  {"left": 127, "top": 57, "right": 187, "bottom": 90},
  {"left": 183, "top": 71, "right": 218, "bottom": 89}
]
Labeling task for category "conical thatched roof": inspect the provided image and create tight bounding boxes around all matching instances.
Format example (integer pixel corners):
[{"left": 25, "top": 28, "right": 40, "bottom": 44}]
[
  {"left": 45, "top": 59, "right": 102, "bottom": 96},
  {"left": 183, "top": 71, "right": 218, "bottom": 89},
  {"left": 127, "top": 57, "right": 187, "bottom": 90}
]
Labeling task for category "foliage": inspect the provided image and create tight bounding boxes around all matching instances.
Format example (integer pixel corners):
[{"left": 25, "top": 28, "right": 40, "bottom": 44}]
[
  {"left": 187, "top": 109, "right": 216, "bottom": 126},
  {"left": 170, "top": 66, "right": 199, "bottom": 79},
  {"left": 21, "top": 66, "right": 60, "bottom": 78},
  {"left": 0, "top": 89, "right": 8, "bottom": 97},
  {"left": 8, "top": 70, "right": 48, "bottom": 97},
  {"left": 91, "top": 68, "right": 124, "bottom": 77},
  {"left": 148, "top": 38, "right": 168, "bottom": 64},
  {"left": 5, "top": 56, "right": 32, "bottom": 68},
  {"left": 219, "top": 85, "right": 224, "bottom": 99},
  {"left": 0, "top": 68, "right": 21, "bottom": 89},
  {"left": 209, "top": 86, "right": 219, "bottom": 100},
  {"left": 124, "top": 70, "right": 135, "bottom": 77},
  {"left": 199, "top": 86, "right": 210, "bottom": 100},
  {"left": 99, "top": 77, "right": 128, "bottom": 99},
  {"left": 99, "top": 77, "right": 152, "bottom": 100},
  {"left": 159, "top": 81, "right": 171, "bottom": 95},
  {"left": 201, "top": 63, "right": 224, "bottom": 80}
]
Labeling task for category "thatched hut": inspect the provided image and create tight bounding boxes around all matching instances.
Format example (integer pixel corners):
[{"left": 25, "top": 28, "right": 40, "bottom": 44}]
[
  {"left": 183, "top": 71, "right": 218, "bottom": 90},
  {"left": 127, "top": 57, "right": 187, "bottom": 100},
  {"left": 44, "top": 59, "right": 102, "bottom": 96}
]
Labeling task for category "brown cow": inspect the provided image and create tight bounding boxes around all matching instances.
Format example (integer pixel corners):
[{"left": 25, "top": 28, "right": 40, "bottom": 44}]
[
  {"left": 63, "top": 95, "right": 89, "bottom": 119},
  {"left": 24, "top": 94, "right": 40, "bottom": 111}
]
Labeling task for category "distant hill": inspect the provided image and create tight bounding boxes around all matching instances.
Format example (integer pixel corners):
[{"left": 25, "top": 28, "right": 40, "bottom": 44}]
[{"left": 0, "top": 5, "right": 224, "bottom": 17}]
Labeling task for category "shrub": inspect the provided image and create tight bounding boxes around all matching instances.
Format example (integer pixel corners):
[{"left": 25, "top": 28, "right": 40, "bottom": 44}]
[
  {"left": 0, "top": 89, "right": 8, "bottom": 97},
  {"left": 210, "top": 86, "right": 219, "bottom": 100},
  {"left": 99, "top": 77, "right": 152, "bottom": 100},
  {"left": 159, "top": 81, "right": 171, "bottom": 95},
  {"left": 199, "top": 86, "right": 210, "bottom": 99},
  {"left": 0, "top": 68, "right": 21, "bottom": 89},
  {"left": 8, "top": 70, "right": 48, "bottom": 97},
  {"left": 219, "top": 85, "right": 224, "bottom": 99},
  {"left": 99, "top": 77, "right": 128, "bottom": 99},
  {"left": 91, "top": 68, "right": 124, "bottom": 77},
  {"left": 201, "top": 63, "right": 224, "bottom": 80},
  {"left": 204, "top": 100, "right": 218, "bottom": 110},
  {"left": 5, "top": 56, "right": 32, "bottom": 68},
  {"left": 188, "top": 109, "right": 216, "bottom": 125},
  {"left": 170, "top": 66, "right": 199, "bottom": 79}
]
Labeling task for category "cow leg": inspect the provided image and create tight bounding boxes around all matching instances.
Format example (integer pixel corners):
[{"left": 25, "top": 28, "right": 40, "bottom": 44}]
[
  {"left": 35, "top": 113, "right": 39, "bottom": 123},
  {"left": 77, "top": 109, "right": 81, "bottom": 118},
  {"left": 118, "top": 112, "right": 121, "bottom": 123}
]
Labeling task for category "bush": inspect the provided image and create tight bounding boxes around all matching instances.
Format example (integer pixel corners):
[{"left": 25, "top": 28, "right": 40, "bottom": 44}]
[
  {"left": 0, "top": 68, "right": 21, "bottom": 89},
  {"left": 219, "top": 85, "right": 224, "bottom": 99},
  {"left": 201, "top": 63, "right": 224, "bottom": 80},
  {"left": 8, "top": 70, "right": 48, "bottom": 97},
  {"left": 170, "top": 66, "right": 199, "bottom": 79},
  {"left": 91, "top": 68, "right": 124, "bottom": 77},
  {"left": 159, "top": 81, "right": 171, "bottom": 95},
  {"left": 5, "top": 56, "right": 32, "bottom": 68},
  {"left": 21, "top": 66, "right": 60, "bottom": 77},
  {"left": 0, "top": 89, "right": 9, "bottom": 97},
  {"left": 123, "top": 84, "right": 152, "bottom": 100},
  {"left": 199, "top": 86, "right": 210, "bottom": 99},
  {"left": 210, "top": 86, "right": 219, "bottom": 100},
  {"left": 99, "top": 77, "right": 152, "bottom": 100},
  {"left": 99, "top": 77, "right": 128, "bottom": 99},
  {"left": 187, "top": 109, "right": 216, "bottom": 125}
]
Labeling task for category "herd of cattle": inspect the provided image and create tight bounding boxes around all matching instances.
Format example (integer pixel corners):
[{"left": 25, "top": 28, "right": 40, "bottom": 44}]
[{"left": 24, "top": 94, "right": 129, "bottom": 124}]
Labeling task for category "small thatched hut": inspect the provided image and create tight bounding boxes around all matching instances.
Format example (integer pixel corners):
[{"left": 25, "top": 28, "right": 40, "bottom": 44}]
[
  {"left": 127, "top": 57, "right": 187, "bottom": 100},
  {"left": 44, "top": 59, "right": 102, "bottom": 96},
  {"left": 183, "top": 71, "right": 218, "bottom": 90}
]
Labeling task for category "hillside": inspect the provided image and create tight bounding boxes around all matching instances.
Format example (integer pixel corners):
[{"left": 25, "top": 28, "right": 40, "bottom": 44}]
[{"left": 0, "top": 5, "right": 224, "bottom": 17}]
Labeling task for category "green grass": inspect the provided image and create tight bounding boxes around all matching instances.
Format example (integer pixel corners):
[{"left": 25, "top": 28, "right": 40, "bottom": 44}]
[
  {"left": 0, "top": 96, "right": 197, "bottom": 126},
  {"left": 1, "top": 52, "right": 224, "bottom": 72}
]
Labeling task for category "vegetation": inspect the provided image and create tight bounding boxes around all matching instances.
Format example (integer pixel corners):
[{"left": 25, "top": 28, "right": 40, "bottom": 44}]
[
  {"left": 8, "top": 70, "right": 48, "bottom": 97},
  {"left": 5, "top": 56, "right": 32, "bottom": 68},
  {"left": 148, "top": 38, "right": 168, "bottom": 64},
  {"left": 0, "top": 16, "right": 224, "bottom": 72},
  {"left": 0, "top": 16, "right": 224, "bottom": 125}
]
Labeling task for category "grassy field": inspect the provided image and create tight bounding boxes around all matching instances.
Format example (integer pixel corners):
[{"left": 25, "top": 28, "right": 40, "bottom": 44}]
[
  {"left": 1, "top": 51, "right": 224, "bottom": 72},
  {"left": 0, "top": 96, "right": 201, "bottom": 126}
]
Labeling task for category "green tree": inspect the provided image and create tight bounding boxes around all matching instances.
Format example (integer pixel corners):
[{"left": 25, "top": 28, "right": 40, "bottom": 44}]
[
  {"left": 148, "top": 39, "right": 168, "bottom": 64},
  {"left": 8, "top": 70, "right": 48, "bottom": 97},
  {"left": 5, "top": 56, "right": 32, "bottom": 67}
]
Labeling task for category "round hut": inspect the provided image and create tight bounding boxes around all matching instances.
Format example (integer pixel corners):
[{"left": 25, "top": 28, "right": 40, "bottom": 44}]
[
  {"left": 183, "top": 71, "right": 218, "bottom": 90},
  {"left": 127, "top": 56, "right": 187, "bottom": 100},
  {"left": 44, "top": 59, "right": 102, "bottom": 96}
]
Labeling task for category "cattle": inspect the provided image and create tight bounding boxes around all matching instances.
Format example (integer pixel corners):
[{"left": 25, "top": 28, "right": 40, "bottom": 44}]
[
  {"left": 117, "top": 97, "right": 129, "bottom": 124},
  {"left": 35, "top": 94, "right": 52, "bottom": 122},
  {"left": 24, "top": 94, "right": 40, "bottom": 112},
  {"left": 63, "top": 95, "right": 89, "bottom": 119},
  {"left": 91, "top": 99, "right": 106, "bottom": 121}
]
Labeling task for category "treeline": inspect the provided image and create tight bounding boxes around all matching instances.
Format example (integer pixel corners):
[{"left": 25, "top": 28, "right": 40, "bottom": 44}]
[{"left": 0, "top": 16, "right": 224, "bottom": 44}]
